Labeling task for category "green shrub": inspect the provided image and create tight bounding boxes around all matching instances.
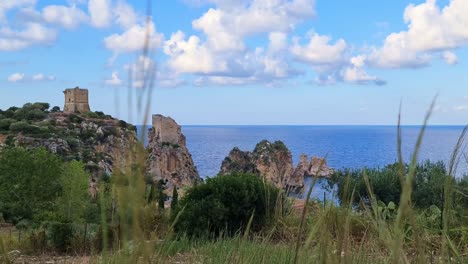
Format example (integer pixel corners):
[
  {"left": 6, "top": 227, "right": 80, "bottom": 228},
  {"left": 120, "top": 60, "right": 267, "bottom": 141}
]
[
  {"left": 330, "top": 161, "right": 453, "bottom": 209},
  {"left": 9, "top": 121, "right": 41, "bottom": 134},
  {"left": 0, "top": 148, "right": 62, "bottom": 223},
  {"left": 0, "top": 118, "right": 15, "bottom": 131},
  {"left": 32, "top": 102, "right": 50, "bottom": 111},
  {"left": 47, "top": 221, "right": 73, "bottom": 253},
  {"left": 69, "top": 114, "right": 84, "bottom": 123},
  {"left": 85, "top": 112, "right": 99, "bottom": 118},
  {"left": 118, "top": 120, "right": 127, "bottom": 128},
  {"left": 174, "top": 173, "right": 282, "bottom": 238},
  {"left": 50, "top": 106, "right": 61, "bottom": 113}
]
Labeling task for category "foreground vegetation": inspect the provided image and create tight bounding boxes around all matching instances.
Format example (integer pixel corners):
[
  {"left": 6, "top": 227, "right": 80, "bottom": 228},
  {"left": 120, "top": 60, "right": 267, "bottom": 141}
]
[
  {"left": 0, "top": 121, "right": 467, "bottom": 263},
  {"left": 1, "top": 101, "right": 467, "bottom": 263}
]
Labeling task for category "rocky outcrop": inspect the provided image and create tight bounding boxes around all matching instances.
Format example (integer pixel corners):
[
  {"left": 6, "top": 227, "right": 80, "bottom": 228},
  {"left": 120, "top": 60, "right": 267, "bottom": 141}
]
[
  {"left": 9, "top": 112, "right": 138, "bottom": 182},
  {"left": 290, "top": 154, "right": 310, "bottom": 190},
  {"left": 146, "top": 114, "right": 200, "bottom": 189},
  {"left": 220, "top": 140, "right": 302, "bottom": 191},
  {"left": 308, "top": 156, "right": 334, "bottom": 177}
]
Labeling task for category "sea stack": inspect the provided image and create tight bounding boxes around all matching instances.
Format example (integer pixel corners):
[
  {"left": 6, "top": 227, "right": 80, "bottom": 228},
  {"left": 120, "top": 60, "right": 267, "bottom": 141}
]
[
  {"left": 146, "top": 114, "right": 200, "bottom": 189},
  {"left": 220, "top": 140, "right": 303, "bottom": 192}
]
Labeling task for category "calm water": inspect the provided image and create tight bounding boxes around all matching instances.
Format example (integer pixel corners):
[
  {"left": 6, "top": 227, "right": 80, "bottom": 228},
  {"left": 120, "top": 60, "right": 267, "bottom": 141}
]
[{"left": 139, "top": 126, "right": 467, "bottom": 199}]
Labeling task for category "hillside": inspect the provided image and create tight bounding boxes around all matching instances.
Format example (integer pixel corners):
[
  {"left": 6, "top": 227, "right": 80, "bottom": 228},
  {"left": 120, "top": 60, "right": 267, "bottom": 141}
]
[{"left": 0, "top": 103, "right": 138, "bottom": 191}]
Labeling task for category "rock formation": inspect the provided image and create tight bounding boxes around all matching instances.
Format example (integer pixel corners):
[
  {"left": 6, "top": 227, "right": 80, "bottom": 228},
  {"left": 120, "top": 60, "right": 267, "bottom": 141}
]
[
  {"left": 220, "top": 140, "right": 302, "bottom": 191},
  {"left": 308, "top": 156, "right": 334, "bottom": 177},
  {"left": 146, "top": 114, "right": 200, "bottom": 189},
  {"left": 9, "top": 112, "right": 138, "bottom": 181},
  {"left": 290, "top": 154, "right": 310, "bottom": 189}
]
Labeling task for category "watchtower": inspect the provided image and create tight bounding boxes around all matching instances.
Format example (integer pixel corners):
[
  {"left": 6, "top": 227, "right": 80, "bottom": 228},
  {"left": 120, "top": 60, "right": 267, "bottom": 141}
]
[{"left": 63, "top": 87, "right": 90, "bottom": 113}]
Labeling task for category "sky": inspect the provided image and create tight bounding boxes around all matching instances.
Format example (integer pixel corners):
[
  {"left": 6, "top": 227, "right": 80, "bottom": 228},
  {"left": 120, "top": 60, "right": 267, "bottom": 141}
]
[{"left": 0, "top": 0, "right": 467, "bottom": 125}]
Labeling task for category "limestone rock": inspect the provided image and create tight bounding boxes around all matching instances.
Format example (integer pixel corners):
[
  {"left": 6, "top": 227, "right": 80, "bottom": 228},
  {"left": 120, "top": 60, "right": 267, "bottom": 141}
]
[
  {"left": 308, "top": 156, "right": 334, "bottom": 177},
  {"left": 219, "top": 140, "right": 298, "bottom": 190},
  {"left": 220, "top": 147, "right": 257, "bottom": 175},
  {"left": 146, "top": 114, "right": 200, "bottom": 189},
  {"left": 7, "top": 112, "right": 137, "bottom": 182},
  {"left": 289, "top": 154, "right": 310, "bottom": 191}
]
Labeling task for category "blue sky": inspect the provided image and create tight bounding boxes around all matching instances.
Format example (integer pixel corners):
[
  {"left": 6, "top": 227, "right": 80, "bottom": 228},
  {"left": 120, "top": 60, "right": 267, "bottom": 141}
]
[{"left": 0, "top": 0, "right": 467, "bottom": 125}]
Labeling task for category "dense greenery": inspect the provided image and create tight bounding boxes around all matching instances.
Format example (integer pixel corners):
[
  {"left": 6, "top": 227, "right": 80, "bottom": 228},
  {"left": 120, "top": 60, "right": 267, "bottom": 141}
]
[
  {"left": 174, "top": 173, "right": 283, "bottom": 238},
  {"left": 0, "top": 148, "right": 63, "bottom": 223},
  {"left": 329, "top": 160, "right": 467, "bottom": 209}
]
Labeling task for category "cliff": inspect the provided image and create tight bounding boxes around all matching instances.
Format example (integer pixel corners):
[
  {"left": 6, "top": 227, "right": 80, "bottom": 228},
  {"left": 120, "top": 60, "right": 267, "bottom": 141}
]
[
  {"left": 220, "top": 140, "right": 303, "bottom": 191},
  {"left": 146, "top": 114, "right": 200, "bottom": 189}
]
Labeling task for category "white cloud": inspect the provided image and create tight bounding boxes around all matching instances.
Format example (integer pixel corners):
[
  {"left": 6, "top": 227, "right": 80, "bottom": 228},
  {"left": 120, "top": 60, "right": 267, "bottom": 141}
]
[
  {"left": 369, "top": 0, "right": 468, "bottom": 68},
  {"left": 31, "top": 73, "right": 55, "bottom": 81},
  {"left": 162, "top": 1, "right": 315, "bottom": 86},
  {"left": 442, "top": 51, "right": 458, "bottom": 65},
  {"left": 105, "top": 71, "right": 123, "bottom": 86},
  {"left": 0, "top": 22, "right": 57, "bottom": 51},
  {"left": 8, "top": 73, "right": 24, "bottom": 82},
  {"left": 123, "top": 56, "right": 156, "bottom": 88},
  {"left": 340, "top": 55, "right": 385, "bottom": 85},
  {"left": 113, "top": 0, "right": 138, "bottom": 29},
  {"left": 453, "top": 105, "right": 468, "bottom": 112},
  {"left": 88, "top": 0, "right": 112, "bottom": 28},
  {"left": 163, "top": 31, "right": 226, "bottom": 74},
  {"left": 0, "top": 0, "right": 36, "bottom": 22},
  {"left": 42, "top": 5, "right": 88, "bottom": 29},
  {"left": 32, "top": 73, "right": 44, "bottom": 80},
  {"left": 191, "top": 0, "right": 315, "bottom": 52},
  {"left": 291, "top": 33, "right": 347, "bottom": 66},
  {"left": 104, "top": 21, "right": 164, "bottom": 54}
]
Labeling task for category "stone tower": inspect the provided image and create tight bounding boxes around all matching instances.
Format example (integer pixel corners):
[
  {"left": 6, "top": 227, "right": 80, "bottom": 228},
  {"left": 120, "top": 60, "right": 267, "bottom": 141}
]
[{"left": 63, "top": 87, "right": 90, "bottom": 113}]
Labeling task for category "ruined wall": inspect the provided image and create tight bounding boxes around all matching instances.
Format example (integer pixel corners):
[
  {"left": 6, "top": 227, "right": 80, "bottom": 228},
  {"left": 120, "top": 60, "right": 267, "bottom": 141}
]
[{"left": 64, "top": 87, "right": 90, "bottom": 113}]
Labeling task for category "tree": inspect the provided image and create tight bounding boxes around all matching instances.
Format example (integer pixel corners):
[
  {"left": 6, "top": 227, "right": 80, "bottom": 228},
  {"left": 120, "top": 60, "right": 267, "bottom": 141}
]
[
  {"left": 56, "top": 161, "right": 90, "bottom": 222},
  {"left": 174, "top": 173, "right": 282, "bottom": 238},
  {"left": 157, "top": 180, "right": 166, "bottom": 209},
  {"left": 171, "top": 186, "right": 179, "bottom": 211},
  {"left": 51, "top": 106, "right": 61, "bottom": 113},
  {"left": 0, "top": 148, "right": 62, "bottom": 223}
]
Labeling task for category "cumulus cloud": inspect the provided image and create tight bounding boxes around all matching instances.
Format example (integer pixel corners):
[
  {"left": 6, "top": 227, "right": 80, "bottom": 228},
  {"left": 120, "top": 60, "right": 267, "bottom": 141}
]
[
  {"left": 0, "top": 0, "right": 35, "bottom": 22},
  {"left": 442, "top": 51, "right": 458, "bottom": 65},
  {"left": 32, "top": 73, "right": 55, "bottom": 81},
  {"left": 291, "top": 33, "right": 347, "bottom": 66},
  {"left": 191, "top": 0, "right": 314, "bottom": 52},
  {"left": 369, "top": 0, "right": 468, "bottom": 68},
  {"left": 164, "top": 31, "right": 226, "bottom": 74},
  {"left": 0, "top": 22, "right": 57, "bottom": 51},
  {"left": 42, "top": 4, "right": 88, "bottom": 29},
  {"left": 88, "top": 0, "right": 112, "bottom": 28},
  {"left": 105, "top": 71, "right": 123, "bottom": 86},
  {"left": 162, "top": 0, "right": 315, "bottom": 86},
  {"left": 113, "top": 0, "right": 138, "bottom": 29},
  {"left": 8, "top": 73, "right": 24, "bottom": 82},
  {"left": 104, "top": 21, "right": 164, "bottom": 55}
]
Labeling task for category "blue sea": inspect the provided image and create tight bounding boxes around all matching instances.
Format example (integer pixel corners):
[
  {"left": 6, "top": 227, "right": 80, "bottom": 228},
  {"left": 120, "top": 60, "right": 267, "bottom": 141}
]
[{"left": 140, "top": 126, "right": 468, "bottom": 199}]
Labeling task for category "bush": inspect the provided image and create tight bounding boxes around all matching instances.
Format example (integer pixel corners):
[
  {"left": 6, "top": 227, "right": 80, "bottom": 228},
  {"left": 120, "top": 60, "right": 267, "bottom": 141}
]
[
  {"left": 47, "top": 222, "right": 73, "bottom": 253},
  {"left": 85, "top": 112, "right": 99, "bottom": 118},
  {"left": 330, "top": 161, "right": 453, "bottom": 209},
  {"left": 0, "top": 118, "right": 15, "bottom": 131},
  {"left": 0, "top": 148, "right": 63, "bottom": 223},
  {"left": 50, "top": 106, "right": 61, "bottom": 113},
  {"left": 174, "top": 173, "right": 282, "bottom": 238},
  {"left": 69, "top": 114, "right": 84, "bottom": 123}
]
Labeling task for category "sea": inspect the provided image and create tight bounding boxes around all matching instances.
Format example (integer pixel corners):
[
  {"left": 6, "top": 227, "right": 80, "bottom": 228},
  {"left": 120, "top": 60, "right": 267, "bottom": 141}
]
[{"left": 139, "top": 125, "right": 468, "bottom": 200}]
